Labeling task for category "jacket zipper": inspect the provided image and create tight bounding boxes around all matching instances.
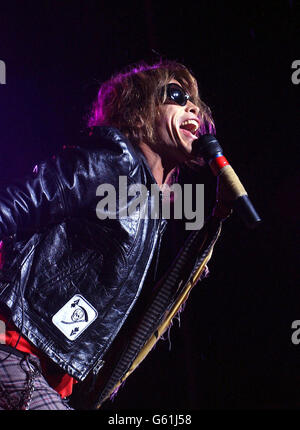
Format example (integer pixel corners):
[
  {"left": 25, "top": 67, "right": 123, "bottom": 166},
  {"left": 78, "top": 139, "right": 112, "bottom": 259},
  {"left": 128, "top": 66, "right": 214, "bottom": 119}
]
[{"left": 153, "top": 190, "right": 164, "bottom": 283}]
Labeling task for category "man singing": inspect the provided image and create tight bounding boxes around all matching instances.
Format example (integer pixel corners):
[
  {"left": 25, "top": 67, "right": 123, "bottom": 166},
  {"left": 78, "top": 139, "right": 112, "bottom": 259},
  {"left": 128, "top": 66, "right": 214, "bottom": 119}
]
[{"left": 0, "top": 59, "right": 229, "bottom": 409}]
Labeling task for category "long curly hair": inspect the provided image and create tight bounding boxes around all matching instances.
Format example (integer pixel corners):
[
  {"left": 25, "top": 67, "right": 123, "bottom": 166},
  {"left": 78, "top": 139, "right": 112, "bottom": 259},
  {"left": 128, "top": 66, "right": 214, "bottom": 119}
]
[{"left": 88, "top": 59, "right": 215, "bottom": 146}]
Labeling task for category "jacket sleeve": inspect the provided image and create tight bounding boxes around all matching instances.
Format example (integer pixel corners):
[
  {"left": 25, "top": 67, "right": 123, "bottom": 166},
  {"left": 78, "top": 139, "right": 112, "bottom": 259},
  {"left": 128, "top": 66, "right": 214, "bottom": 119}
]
[
  {"left": 0, "top": 158, "right": 67, "bottom": 239},
  {"left": 0, "top": 135, "right": 135, "bottom": 240}
]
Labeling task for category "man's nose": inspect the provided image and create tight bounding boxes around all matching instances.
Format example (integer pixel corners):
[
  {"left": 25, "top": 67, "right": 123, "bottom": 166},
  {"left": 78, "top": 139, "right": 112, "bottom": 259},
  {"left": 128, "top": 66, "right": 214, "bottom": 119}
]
[{"left": 186, "top": 100, "right": 200, "bottom": 116}]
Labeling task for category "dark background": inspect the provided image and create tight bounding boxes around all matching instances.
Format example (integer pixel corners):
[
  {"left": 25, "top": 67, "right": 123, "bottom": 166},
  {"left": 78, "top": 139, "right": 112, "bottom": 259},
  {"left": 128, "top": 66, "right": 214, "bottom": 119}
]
[{"left": 0, "top": 0, "right": 299, "bottom": 410}]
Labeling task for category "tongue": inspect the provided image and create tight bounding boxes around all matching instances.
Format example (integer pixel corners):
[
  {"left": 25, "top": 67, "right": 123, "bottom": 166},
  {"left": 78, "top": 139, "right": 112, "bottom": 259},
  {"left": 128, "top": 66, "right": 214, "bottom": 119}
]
[{"left": 180, "top": 124, "right": 195, "bottom": 133}]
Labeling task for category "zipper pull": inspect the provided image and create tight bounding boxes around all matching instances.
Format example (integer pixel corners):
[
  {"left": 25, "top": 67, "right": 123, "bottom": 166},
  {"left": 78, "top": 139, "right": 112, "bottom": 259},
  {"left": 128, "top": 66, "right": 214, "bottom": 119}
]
[{"left": 92, "top": 358, "right": 105, "bottom": 376}]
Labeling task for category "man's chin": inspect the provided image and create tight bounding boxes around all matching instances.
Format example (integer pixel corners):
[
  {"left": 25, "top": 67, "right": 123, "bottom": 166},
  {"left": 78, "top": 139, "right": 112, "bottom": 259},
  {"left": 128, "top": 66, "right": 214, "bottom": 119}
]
[{"left": 179, "top": 140, "right": 194, "bottom": 157}]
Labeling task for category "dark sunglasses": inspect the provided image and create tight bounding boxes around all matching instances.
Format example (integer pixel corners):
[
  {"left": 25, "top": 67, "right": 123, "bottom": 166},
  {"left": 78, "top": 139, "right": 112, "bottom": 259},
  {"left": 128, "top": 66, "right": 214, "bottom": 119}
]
[{"left": 162, "top": 83, "right": 193, "bottom": 106}]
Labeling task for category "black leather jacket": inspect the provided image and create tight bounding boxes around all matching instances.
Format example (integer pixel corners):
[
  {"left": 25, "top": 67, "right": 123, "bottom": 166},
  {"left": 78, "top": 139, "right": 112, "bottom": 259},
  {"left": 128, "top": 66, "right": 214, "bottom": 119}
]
[{"left": 0, "top": 127, "right": 168, "bottom": 381}]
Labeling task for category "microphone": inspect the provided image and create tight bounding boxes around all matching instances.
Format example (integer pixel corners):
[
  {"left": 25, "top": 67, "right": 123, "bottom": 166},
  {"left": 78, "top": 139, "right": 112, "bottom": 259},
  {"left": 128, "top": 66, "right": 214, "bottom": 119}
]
[{"left": 193, "top": 134, "right": 262, "bottom": 229}]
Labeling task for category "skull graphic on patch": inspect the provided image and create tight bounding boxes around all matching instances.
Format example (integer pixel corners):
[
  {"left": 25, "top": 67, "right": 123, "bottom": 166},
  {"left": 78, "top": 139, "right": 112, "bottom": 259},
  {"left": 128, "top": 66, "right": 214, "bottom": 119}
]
[{"left": 52, "top": 294, "right": 98, "bottom": 340}]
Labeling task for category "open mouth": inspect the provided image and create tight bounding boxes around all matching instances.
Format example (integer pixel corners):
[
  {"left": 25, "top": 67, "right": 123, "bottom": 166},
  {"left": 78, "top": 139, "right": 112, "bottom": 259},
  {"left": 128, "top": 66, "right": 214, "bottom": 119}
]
[{"left": 179, "top": 119, "right": 199, "bottom": 138}]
